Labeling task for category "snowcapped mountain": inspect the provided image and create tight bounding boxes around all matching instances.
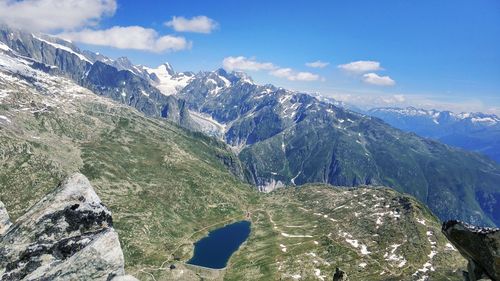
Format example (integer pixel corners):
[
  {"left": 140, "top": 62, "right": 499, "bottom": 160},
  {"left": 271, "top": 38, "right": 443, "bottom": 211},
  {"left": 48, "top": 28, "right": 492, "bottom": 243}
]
[
  {"left": 140, "top": 63, "right": 194, "bottom": 96},
  {"left": 370, "top": 106, "right": 500, "bottom": 126},
  {"left": 368, "top": 107, "right": 500, "bottom": 163},
  {"left": 0, "top": 25, "right": 193, "bottom": 127}
]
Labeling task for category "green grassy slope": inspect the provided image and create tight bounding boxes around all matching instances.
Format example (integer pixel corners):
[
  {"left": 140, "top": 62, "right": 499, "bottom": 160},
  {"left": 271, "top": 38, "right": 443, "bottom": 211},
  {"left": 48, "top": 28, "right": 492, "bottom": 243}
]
[{"left": 226, "top": 186, "right": 465, "bottom": 281}]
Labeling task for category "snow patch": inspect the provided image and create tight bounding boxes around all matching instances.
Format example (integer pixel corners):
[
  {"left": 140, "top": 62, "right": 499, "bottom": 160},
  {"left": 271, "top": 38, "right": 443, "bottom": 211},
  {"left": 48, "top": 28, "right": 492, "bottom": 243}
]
[
  {"left": 314, "top": 269, "right": 325, "bottom": 280},
  {"left": 143, "top": 64, "right": 193, "bottom": 96},
  {"left": 279, "top": 244, "right": 287, "bottom": 253},
  {"left": 416, "top": 218, "right": 426, "bottom": 225},
  {"left": 445, "top": 243, "right": 456, "bottom": 251},
  {"left": 0, "top": 42, "right": 10, "bottom": 51}
]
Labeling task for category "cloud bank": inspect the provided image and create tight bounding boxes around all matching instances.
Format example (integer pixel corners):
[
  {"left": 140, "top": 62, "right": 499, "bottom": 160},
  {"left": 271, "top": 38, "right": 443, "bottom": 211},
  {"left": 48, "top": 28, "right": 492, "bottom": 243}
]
[
  {"left": 0, "top": 1, "right": 208, "bottom": 53},
  {"left": 222, "top": 56, "right": 275, "bottom": 71},
  {"left": 60, "top": 26, "right": 191, "bottom": 53},
  {"left": 0, "top": 0, "right": 116, "bottom": 32},
  {"left": 223, "top": 56, "right": 321, "bottom": 82},
  {"left": 338, "top": 60, "right": 396, "bottom": 86},
  {"left": 269, "top": 68, "right": 320, "bottom": 81}
]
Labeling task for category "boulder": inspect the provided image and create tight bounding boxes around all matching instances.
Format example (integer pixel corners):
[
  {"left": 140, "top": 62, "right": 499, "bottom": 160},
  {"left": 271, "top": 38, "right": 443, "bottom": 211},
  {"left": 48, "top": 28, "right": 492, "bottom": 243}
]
[
  {"left": 442, "top": 220, "right": 499, "bottom": 281},
  {"left": 0, "top": 173, "right": 137, "bottom": 281}
]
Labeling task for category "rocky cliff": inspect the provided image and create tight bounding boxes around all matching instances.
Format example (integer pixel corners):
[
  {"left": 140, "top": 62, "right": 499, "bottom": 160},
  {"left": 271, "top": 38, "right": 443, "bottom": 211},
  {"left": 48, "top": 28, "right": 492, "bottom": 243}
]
[
  {"left": 442, "top": 220, "right": 499, "bottom": 281},
  {"left": 0, "top": 173, "right": 136, "bottom": 281}
]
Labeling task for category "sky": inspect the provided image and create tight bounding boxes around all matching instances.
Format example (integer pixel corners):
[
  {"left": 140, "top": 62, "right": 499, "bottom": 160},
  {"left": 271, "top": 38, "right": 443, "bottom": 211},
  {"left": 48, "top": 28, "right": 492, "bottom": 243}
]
[{"left": 1, "top": 0, "right": 499, "bottom": 114}]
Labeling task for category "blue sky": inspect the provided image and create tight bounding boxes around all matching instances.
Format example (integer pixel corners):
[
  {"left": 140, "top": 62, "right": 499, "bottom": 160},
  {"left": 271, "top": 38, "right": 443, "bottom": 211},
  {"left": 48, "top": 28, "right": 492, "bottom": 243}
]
[{"left": 1, "top": 0, "right": 499, "bottom": 113}]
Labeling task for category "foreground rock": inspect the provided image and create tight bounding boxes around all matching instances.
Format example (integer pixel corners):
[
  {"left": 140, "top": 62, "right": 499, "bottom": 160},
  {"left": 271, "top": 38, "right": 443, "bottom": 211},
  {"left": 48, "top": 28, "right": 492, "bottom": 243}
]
[
  {"left": 0, "top": 173, "right": 137, "bottom": 281},
  {"left": 442, "top": 220, "right": 499, "bottom": 281}
]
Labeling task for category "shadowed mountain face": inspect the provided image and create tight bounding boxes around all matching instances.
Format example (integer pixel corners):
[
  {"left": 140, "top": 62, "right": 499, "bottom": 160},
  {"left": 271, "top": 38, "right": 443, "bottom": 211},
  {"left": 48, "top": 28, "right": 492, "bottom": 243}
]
[{"left": 0, "top": 25, "right": 499, "bottom": 227}]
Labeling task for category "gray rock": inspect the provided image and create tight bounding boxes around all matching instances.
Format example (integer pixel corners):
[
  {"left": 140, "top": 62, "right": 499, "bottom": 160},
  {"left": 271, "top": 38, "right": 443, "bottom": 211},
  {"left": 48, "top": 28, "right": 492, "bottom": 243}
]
[
  {"left": 332, "top": 267, "right": 349, "bottom": 281},
  {"left": 0, "top": 201, "right": 11, "bottom": 235},
  {"left": 442, "top": 220, "right": 499, "bottom": 281},
  {"left": 0, "top": 173, "right": 136, "bottom": 281}
]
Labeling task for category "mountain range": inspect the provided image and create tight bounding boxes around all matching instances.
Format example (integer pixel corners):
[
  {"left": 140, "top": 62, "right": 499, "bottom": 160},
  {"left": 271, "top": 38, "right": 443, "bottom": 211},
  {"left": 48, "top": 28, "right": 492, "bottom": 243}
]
[{"left": 368, "top": 107, "right": 500, "bottom": 163}]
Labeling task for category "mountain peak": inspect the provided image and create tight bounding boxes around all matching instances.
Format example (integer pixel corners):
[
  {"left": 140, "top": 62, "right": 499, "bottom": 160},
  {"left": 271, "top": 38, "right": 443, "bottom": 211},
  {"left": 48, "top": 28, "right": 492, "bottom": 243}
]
[
  {"left": 158, "top": 62, "right": 175, "bottom": 76},
  {"left": 211, "top": 68, "right": 255, "bottom": 85},
  {"left": 233, "top": 71, "right": 254, "bottom": 84},
  {"left": 214, "top": 67, "right": 229, "bottom": 77}
]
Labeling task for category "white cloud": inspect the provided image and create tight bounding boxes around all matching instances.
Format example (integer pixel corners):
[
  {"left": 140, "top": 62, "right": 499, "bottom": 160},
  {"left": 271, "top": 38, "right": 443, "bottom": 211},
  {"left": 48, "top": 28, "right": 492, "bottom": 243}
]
[
  {"left": 270, "top": 68, "right": 321, "bottom": 81},
  {"left": 59, "top": 26, "right": 191, "bottom": 53},
  {"left": 338, "top": 60, "right": 382, "bottom": 73},
  {"left": 165, "top": 16, "right": 218, "bottom": 34},
  {"left": 223, "top": 56, "right": 275, "bottom": 71},
  {"left": 306, "top": 60, "right": 329, "bottom": 68},
  {"left": 362, "top": 73, "right": 396, "bottom": 86},
  {"left": 0, "top": 0, "right": 116, "bottom": 32},
  {"left": 223, "top": 56, "right": 321, "bottom": 82},
  {"left": 269, "top": 68, "right": 292, "bottom": 78}
]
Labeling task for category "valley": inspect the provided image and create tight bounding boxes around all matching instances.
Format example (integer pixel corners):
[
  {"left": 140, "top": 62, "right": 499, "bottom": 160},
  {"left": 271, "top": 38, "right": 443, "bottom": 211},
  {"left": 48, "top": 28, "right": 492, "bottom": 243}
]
[
  {"left": 0, "top": 40, "right": 468, "bottom": 280},
  {"left": 0, "top": 23, "right": 497, "bottom": 281}
]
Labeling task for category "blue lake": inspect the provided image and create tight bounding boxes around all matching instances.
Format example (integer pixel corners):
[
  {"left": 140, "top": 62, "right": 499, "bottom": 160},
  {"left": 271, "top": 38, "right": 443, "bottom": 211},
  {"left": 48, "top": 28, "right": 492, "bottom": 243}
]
[{"left": 187, "top": 220, "right": 251, "bottom": 269}]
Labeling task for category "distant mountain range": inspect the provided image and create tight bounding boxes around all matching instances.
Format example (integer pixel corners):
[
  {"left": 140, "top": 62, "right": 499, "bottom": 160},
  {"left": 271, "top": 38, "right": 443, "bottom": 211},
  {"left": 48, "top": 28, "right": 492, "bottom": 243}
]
[
  {"left": 368, "top": 107, "right": 500, "bottom": 163},
  {"left": 0, "top": 25, "right": 499, "bottom": 227}
]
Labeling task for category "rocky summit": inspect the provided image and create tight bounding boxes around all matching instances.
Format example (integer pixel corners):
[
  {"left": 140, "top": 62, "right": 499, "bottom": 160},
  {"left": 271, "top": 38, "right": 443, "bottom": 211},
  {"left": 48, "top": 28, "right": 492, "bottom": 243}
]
[
  {"left": 442, "top": 220, "right": 500, "bottom": 281},
  {"left": 0, "top": 173, "right": 136, "bottom": 281}
]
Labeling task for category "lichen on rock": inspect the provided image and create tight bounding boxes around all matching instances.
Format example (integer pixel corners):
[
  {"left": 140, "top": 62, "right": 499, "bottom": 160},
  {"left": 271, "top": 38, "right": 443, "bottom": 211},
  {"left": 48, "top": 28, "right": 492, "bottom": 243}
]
[{"left": 0, "top": 173, "right": 137, "bottom": 281}]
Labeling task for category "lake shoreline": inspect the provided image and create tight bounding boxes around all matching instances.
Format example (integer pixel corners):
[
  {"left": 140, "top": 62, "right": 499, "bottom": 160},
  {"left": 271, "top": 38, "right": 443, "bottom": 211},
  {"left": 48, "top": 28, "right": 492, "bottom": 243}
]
[{"left": 187, "top": 220, "right": 252, "bottom": 269}]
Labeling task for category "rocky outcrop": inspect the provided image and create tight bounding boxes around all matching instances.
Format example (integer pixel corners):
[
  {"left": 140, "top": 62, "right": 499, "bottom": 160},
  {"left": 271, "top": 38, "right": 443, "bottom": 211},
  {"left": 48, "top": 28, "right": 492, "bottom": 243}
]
[
  {"left": 0, "top": 201, "right": 11, "bottom": 236},
  {"left": 442, "top": 220, "right": 499, "bottom": 281},
  {"left": 0, "top": 173, "right": 137, "bottom": 281},
  {"left": 332, "top": 267, "right": 349, "bottom": 281}
]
